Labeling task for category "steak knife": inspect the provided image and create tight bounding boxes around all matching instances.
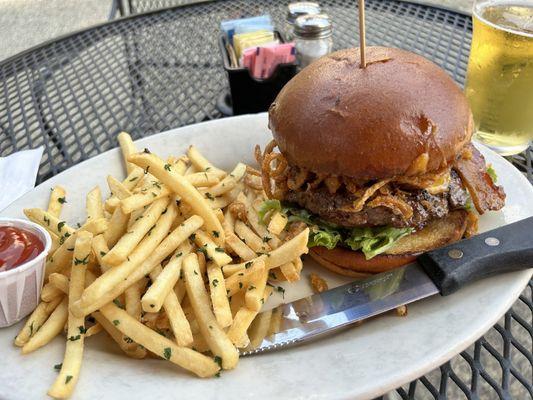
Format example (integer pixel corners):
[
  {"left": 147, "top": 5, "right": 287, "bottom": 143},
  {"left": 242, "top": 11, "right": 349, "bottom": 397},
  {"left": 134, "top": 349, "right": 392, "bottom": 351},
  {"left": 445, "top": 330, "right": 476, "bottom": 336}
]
[{"left": 240, "top": 216, "right": 533, "bottom": 356}]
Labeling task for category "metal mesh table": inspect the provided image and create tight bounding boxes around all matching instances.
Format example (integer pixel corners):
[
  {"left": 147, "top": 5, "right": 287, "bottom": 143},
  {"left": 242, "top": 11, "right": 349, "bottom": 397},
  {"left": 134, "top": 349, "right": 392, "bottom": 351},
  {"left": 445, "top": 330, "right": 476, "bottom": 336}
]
[{"left": 0, "top": 1, "right": 531, "bottom": 398}]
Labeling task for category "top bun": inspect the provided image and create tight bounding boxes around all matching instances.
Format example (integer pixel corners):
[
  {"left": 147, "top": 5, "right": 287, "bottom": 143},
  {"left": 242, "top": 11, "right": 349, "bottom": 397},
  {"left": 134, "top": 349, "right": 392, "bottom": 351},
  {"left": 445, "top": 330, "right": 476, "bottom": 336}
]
[{"left": 268, "top": 47, "right": 473, "bottom": 179}]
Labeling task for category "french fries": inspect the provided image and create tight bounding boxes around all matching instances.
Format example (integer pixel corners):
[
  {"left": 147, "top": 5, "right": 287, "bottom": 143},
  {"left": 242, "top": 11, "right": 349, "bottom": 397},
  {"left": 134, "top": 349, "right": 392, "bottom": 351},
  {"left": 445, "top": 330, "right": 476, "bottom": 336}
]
[
  {"left": 86, "top": 186, "right": 104, "bottom": 220},
  {"left": 245, "top": 270, "right": 269, "bottom": 311},
  {"left": 74, "top": 205, "right": 179, "bottom": 316},
  {"left": 14, "top": 297, "right": 62, "bottom": 347},
  {"left": 103, "top": 207, "right": 129, "bottom": 247},
  {"left": 117, "top": 131, "right": 137, "bottom": 175},
  {"left": 72, "top": 212, "right": 202, "bottom": 317},
  {"left": 225, "top": 258, "right": 266, "bottom": 297},
  {"left": 120, "top": 190, "right": 168, "bottom": 214},
  {"left": 183, "top": 254, "right": 239, "bottom": 370},
  {"left": 268, "top": 306, "right": 283, "bottom": 335},
  {"left": 225, "top": 232, "right": 256, "bottom": 261},
  {"left": 280, "top": 261, "right": 301, "bottom": 282},
  {"left": 41, "top": 282, "right": 63, "bottom": 302},
  {"left": 227, "top": 286, "right": 272, "bottom": 348},
  {"left": 44, "top": 218, "right": 108, "bottom": 279},
  {"left": 174, "top": 279, "right": 186, "bottom": 302},
  {"left": 207, "top": 262, "right": 232, "bottom": 328},
  {"left": 22, "top": 298, "right": 68, "bottom": 354},
  {"left": 24, "top": 208, "right": 75, "bottom": 238},
  {"left": 234, "top": 220, "right": 270, "bottom": 253},
  {"left": 49, "top": 273, "right": 70, "bottom": 294},
  {"left": 121, "top": 173, "right": 221, "bottom": 214},
  {"left": 100, "top": 302, "right": 219, "bottom": 377},
  {"left": 141, "top": 241, "right": 191, "bottom": 313},
  {"left": 85, "top": 323, "right": 103, "bottom": 338},
  {"left": 241, "top": 193, "right": 280, "bottom": 248},
  {"left": 102, "top": 197, "right": 170, "bottom": 265},
  {"left": 187, "top": 145, "right": 226, "bottom": 179},
  {"left": 124, "top": 279, "right": 144, "bottom": 320},
  {"left": 122, "top": 167, "right": 145, "bottom": 191},
  {"left": 128, "top": 152, "right": 224, "bottom": 246},
  {"left": 91, "top": 234, "right": 111, "bottom": 273},
  {"left": 192, "top": 230, "right": 232, "bottom": 267},
  {"left": 202, "top": 163, "right": 246, "bottom": 197},
  {"left": 92, "top": 311, "right": 146, "bottom": 359},
  {"left": 148, "top": 265, "right": 193, "bottom": 347},
  {"left": 268, "top": 211, "right": 288, "bottom": 236},
  {"left": 16, "top": 132, "right": 311, "bottom": 398},
  {"left": 222, "top": 228, "right": 309, "bottom": 277},
  {"left": 247, "top": 309, "right": 272, "bottom": 348},
  {"left": 107, "top": 176, "right": 132, "bottom": 200},
  {"left": 48, "top": 231, "right": 93, "bottom": 399},
  {"left": 186, "top": 172, "right": 220, "bottom": 187},
  {"left": 47, "top": 186, "right": 66, "bottom": 217}
]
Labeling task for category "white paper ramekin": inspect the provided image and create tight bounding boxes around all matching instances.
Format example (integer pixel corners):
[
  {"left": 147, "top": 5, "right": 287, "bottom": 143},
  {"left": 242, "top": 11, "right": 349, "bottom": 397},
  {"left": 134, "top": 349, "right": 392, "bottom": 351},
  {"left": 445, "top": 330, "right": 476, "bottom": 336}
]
[{"left": 0, "top": 218, "right": 52, "bottom": 328}]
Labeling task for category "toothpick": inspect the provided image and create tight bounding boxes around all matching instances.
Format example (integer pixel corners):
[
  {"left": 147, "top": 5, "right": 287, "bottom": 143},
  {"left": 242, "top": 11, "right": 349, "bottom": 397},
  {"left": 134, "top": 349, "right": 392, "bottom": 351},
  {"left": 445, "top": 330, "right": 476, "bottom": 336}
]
[{"left": 358, "top": 0, "right": 367, "bottom": 68}]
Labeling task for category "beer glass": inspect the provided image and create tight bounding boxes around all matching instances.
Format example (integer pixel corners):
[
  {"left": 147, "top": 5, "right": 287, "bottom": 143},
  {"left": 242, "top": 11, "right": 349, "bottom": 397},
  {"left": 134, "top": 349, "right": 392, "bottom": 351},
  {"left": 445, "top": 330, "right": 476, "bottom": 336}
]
[{"left": 465, "top": 0, "right": 533, "bottom": 155}]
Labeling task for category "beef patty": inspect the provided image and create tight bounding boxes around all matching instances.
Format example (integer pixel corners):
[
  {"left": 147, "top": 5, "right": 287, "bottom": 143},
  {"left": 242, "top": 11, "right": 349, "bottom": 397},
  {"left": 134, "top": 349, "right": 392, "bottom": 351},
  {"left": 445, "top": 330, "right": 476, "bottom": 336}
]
[{"left": 284, "top": 170, "right": 468, "bottom": 229}]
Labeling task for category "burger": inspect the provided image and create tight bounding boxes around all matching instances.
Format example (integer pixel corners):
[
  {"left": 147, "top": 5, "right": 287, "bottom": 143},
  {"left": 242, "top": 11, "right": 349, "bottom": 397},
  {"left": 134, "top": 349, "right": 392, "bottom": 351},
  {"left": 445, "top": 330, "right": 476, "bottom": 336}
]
[{"left": 257, "top": 47, "right": 506, "bottom": 277}]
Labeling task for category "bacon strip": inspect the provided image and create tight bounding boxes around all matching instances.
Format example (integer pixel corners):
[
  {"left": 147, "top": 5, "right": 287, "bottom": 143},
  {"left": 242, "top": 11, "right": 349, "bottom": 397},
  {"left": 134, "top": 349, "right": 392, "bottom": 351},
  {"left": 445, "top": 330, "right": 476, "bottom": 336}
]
[
  {"left": 393, "top": 168, "right": 451, "bottom": 194},
  {"left": 453, "top": 144, "right": 505, "bottom": 214}
]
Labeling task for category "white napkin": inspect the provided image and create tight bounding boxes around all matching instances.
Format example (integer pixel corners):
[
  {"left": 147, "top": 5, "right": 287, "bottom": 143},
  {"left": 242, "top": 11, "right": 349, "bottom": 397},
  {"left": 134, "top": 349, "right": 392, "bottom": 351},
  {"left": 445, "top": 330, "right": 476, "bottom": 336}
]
[{"left": 0, "top": 147, "right": 44, "bottom": 211}]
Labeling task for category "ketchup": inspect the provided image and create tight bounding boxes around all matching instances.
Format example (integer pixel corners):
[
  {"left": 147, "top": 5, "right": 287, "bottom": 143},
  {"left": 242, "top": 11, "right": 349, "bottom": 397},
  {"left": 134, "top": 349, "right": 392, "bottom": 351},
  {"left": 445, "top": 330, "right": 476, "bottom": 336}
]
[{"left": 0, "top": 226, "right": 44, "bottom": 272}]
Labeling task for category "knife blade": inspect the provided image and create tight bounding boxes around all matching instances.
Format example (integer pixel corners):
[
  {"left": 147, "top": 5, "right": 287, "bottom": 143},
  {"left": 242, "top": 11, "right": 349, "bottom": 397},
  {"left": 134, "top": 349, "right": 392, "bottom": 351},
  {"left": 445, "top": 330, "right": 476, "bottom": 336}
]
[{"left": 240, "top": 216, "right": 533, "bottom": 356}]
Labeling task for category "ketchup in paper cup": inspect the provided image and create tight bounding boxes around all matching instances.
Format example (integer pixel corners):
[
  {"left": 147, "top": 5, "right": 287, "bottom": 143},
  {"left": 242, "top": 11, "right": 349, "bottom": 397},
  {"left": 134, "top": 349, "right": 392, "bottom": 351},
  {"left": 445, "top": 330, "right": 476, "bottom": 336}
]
[{"left": 0, "top": 218, "right": 51, "bottom": 328}]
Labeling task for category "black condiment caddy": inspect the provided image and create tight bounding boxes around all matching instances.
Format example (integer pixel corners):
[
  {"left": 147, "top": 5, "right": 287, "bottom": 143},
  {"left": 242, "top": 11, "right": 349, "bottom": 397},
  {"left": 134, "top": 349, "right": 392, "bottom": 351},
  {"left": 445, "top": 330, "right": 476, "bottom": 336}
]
[{"left": 218, "top": 31, "right": 297, "bottom": 116}]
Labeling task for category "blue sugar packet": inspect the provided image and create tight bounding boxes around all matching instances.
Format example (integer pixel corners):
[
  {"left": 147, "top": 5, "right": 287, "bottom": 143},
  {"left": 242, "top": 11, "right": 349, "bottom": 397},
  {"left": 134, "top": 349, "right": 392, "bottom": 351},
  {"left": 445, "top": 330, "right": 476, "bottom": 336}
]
[
  {"left": 220, "top": 15, "right": 272, "bottom": 43},
  {"left": 234, "top": 23, "right": 274, "bottom": 35}
]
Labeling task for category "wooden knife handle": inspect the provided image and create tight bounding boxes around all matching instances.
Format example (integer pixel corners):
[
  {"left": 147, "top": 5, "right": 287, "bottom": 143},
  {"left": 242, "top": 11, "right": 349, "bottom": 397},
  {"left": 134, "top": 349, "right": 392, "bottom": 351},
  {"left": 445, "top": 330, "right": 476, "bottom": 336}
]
[{"left": 417, "top": 216, "right": 533, "bottom": 296}]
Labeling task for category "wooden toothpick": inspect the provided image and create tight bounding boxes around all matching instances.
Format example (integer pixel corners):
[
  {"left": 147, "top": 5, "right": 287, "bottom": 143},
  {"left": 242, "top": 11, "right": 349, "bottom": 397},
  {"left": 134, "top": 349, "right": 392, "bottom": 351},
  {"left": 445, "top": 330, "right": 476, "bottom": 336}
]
[{"left": 358, "top": 0, "right": 367, "bottom": 68}]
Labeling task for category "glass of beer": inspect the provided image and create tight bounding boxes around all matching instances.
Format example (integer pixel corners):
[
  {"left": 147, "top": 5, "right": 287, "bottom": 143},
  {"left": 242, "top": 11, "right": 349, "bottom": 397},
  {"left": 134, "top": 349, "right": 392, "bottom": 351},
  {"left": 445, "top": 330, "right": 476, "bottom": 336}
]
[{"left": 465, "top": 0, "right": 533, "bottom": 155}]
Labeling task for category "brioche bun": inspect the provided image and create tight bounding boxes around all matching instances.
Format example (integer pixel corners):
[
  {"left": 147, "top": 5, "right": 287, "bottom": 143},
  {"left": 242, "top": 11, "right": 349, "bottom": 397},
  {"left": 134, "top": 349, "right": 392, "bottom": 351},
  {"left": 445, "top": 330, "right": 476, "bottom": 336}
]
[{"left": 268, "top": 47, "right": 473, "bottom": 180}]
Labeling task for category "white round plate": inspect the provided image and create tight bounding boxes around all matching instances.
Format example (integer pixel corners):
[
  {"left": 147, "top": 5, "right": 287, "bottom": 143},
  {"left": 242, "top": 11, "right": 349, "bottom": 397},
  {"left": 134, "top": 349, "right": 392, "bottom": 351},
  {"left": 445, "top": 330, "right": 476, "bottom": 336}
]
[{"left": 1, "top": 113, "right": 531, "bottom": 400}]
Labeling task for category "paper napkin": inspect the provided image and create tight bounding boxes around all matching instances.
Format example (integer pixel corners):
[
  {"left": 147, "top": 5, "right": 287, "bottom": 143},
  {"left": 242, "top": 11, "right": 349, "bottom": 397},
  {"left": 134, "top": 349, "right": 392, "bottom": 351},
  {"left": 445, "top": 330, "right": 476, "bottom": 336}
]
[{"left": 0, "top": 147, "right": 44, "bottom": 211}]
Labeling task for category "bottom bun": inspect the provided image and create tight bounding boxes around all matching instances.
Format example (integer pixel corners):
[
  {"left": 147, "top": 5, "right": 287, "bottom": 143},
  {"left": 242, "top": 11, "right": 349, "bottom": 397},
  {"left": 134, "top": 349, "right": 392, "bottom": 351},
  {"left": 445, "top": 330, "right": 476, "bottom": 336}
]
[
  {"left": 309, "top": 210, "right": 469, "bottom": 277},
  {"left": 310, "top": 247, "right": 418, "bottom": 275}
]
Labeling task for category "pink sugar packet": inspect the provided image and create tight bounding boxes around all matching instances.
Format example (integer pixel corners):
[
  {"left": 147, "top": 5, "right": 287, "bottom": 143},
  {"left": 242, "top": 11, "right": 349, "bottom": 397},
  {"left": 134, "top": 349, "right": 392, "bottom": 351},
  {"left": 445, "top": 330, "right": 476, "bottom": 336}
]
[
  {"left": 241, "top": 47, "right": 257, "bottom": 71},
  {"left": 251, "top": 42, "right": 295, "bottom": 79},
  {"left": 262, "top": 43, "right": 296, "bottom": 79}
]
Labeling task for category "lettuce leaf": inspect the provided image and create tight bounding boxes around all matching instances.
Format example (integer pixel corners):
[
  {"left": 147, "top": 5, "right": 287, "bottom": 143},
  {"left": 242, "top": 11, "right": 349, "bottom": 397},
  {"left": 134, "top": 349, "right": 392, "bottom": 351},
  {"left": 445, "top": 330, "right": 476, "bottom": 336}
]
[
  {"left": 283, "top": 205, "right": 340, "bottom": 230},
  {"left": 308, "top": 227, "right": 342, "bottom": 249},
  {"left": 259, "top": 200, "right": 415, "bottom": 259},
  {"left": 486, "top": 164, "right": 498, "bottom": 182},
  {"left": 344, "top": 227, "right": 413, "bottom": 259},
  {"left": 465, "top": 195, "right": 474, "bottom": 212},
  {"left": 258, "top": 199, "right": 282, "bottom": 225}
]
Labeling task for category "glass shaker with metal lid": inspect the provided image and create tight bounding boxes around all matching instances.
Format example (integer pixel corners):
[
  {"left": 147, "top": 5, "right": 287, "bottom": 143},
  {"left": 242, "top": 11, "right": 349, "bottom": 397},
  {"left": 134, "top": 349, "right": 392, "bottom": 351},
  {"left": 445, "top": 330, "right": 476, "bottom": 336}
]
[
  {"left": 294, "top": 13, "right": 333, "bottom": 69},
  {"left": 285, "top": 2, "right": 322, "bottom": 40}
]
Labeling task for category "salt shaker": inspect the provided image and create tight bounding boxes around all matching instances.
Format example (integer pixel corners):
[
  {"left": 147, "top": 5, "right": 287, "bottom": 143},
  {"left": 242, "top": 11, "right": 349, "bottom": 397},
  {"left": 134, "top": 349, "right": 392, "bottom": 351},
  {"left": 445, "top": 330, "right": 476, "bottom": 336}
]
[
  {"left": 285, "top": 2, "right": 322, "bottom": 41},
  {"left": 294, "top": 14, "right": 333, "bottom": 69}
]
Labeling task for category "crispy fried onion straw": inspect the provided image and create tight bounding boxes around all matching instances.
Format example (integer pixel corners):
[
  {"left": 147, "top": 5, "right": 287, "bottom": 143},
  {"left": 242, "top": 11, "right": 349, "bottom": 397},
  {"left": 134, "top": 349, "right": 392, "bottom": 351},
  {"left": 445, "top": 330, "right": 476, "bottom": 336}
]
[
  {"left": 244, "top": 166, "right": 263, "bottom": 190},
  {"left": 256, "top": 141, "right": 449, "bottom": 222},
  {"left": 258, "top": 140, "right": 289, "bottom": 199},
  {"left": 367, "top": 195, "right": 414, "bottom": 220},
  {"left": 352, "top": 180, "right": 391, "bottom": 212},
  {"left": 287, "top": 168, "right": 308, "bottom": 191}
]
